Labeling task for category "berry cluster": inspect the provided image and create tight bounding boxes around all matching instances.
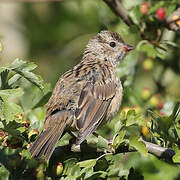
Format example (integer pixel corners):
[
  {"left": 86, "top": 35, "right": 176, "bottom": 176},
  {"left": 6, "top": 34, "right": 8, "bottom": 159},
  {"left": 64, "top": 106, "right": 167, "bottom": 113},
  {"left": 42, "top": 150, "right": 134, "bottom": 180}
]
[{"left": 140, "top": 2, "right": 166, "bottom": 20}]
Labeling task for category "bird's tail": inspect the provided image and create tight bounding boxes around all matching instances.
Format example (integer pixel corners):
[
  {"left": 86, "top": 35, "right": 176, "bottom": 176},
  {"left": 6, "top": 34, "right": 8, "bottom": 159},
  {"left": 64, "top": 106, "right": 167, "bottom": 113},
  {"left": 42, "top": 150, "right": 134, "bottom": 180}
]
[{"left": 29, "top": 125, "right": 65, "bottom": 160}]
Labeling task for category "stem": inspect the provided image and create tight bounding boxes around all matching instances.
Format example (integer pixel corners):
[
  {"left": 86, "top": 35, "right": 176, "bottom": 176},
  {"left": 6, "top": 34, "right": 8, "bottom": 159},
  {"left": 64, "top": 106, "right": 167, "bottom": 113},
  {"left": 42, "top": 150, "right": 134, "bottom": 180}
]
[{"left": 103, "top": 0, "right": 133, "bottom": 26}]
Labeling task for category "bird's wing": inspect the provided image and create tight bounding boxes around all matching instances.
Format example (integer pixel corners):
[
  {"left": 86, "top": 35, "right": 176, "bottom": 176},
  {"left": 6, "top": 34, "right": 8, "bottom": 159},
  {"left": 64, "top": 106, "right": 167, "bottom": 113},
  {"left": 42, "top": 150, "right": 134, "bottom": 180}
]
[{"left": 75, "top": 81, "right": 116, "bottom": 144}]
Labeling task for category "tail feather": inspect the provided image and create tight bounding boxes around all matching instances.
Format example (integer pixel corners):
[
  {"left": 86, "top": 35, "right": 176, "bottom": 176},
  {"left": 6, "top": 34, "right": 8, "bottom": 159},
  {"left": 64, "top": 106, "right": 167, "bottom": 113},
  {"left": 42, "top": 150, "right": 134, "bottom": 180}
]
[
  {"left": 29, "top": 126, "right": 65, "bottom": 160},
  {"left": 29, "top": 110, "right": 70, "bottom": 160}
]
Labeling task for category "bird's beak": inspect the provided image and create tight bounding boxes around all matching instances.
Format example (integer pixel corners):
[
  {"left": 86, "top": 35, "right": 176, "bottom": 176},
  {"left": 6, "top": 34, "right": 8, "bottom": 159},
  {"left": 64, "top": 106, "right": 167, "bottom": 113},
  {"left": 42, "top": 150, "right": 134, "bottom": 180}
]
[{"left": 119, "top": 44, "right": 134, "bottom": 52}]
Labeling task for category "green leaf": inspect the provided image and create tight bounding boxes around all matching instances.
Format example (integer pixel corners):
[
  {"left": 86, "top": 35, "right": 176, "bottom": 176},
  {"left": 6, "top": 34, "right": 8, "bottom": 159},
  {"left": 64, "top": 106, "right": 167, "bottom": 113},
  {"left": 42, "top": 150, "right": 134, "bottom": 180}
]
[
  {"left": 97, "top": 136, "right": 110, "bottom": 151},
  {"left": 137, "top": 43, "right": 157, "bottom": 58},
  {"left": 170, "top": 102, "right": 180, "bottom": 121},
  {"left": 113, "top": 130, "right": 126, "bottom": 150},
  {"left": 129, "top": 6, "right": 142, "bottom": 25},
  {"left": 173, "top": 148, "right": 180, "bottom": 163},
  {"left": 126, "top": 110, "right": 144, "bottom": 127},
  {"left": 77, "top": 159, "right": 97, "bottom": 168},
  {"left": 63, "top": 158, "right": 78, "bottom": 176},
  {"left": 129, "top": 136, "right": 148, "bottom": 156},
  {"left": 0, "top": 88, "right": 24, "bottom": 123},
  {"left": 0, "top": 70, "right": 9, "bottom": 90},
  {"left": 1, "top": 59, "right": 44, "bottom": 90},
  {"left": 0, "top": 88, "right": 24, "bottom": 99},
  {"left": 21, "top": 149, "right": 32, "bottom": 159},
  {"left": 0, "top": 165, "right": 9, "bottom": 180}
]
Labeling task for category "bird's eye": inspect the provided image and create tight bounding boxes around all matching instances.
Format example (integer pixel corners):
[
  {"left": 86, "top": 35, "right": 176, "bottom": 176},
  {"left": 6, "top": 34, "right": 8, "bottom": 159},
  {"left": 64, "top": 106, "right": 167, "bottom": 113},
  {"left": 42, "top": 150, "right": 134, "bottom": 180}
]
[{"left": 109, "top": 42, "right": 116, "bottom": 48}]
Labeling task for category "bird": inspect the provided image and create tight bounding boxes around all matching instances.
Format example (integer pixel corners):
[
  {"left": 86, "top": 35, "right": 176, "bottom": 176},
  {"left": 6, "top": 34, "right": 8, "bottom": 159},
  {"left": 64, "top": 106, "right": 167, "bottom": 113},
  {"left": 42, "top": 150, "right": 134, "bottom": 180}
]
[{"left": 29, "top": 30, "right": 134, "bottom": 160}]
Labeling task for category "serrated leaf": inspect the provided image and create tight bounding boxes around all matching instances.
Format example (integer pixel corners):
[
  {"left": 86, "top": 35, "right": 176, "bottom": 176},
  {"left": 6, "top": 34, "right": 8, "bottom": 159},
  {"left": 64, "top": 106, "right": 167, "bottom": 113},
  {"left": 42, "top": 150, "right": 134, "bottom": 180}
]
[
  {"left": 77, "top": 159, "right": 97, "bottom": 168},
  {"left": 21, "top": 149, "right": 32, "bottom": 159},
  {"left": 0, "top": 88, "right": 23, "bottom": 123},
  {"left": 0, "top": 88, "right": 24, "bottom": 100},
  {"left": 2, "top": 59, "right": 44, "bottom": 90},
  {"left": 126, "top": 110, "right": 144, "bottom": 126},
  {"left": 129, "top": 136, "right": 148, "bottom": 156},
  {"left": 15, "top": 70, "right": 44, "bottom": 90},
  {"left": 97, "top": 135, "right": 110, "bottom": 151},
  {"left": 173, "top": 148, "right": 180, "bottom": 163},
  {"left": 8, "top": 74, "right": 21, "bottom": 87}
]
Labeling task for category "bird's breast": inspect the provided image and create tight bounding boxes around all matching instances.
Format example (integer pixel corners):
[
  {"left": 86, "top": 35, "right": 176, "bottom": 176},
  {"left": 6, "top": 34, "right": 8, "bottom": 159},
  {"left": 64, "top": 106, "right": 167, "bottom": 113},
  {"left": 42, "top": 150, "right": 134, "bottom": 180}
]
[{"left": 104, "top": 78, "right": 123, "bottom": 123}]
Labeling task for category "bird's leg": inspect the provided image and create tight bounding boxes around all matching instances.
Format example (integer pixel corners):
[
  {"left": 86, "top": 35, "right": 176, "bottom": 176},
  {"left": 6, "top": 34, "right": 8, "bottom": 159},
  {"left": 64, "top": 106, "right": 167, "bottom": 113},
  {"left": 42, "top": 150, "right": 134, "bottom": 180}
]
[
  {"left": 67, "top": 130, "right": 77, "bottom": 139},
  {"left": 67, "top": 130, "right": 88, "bottom": 152}
]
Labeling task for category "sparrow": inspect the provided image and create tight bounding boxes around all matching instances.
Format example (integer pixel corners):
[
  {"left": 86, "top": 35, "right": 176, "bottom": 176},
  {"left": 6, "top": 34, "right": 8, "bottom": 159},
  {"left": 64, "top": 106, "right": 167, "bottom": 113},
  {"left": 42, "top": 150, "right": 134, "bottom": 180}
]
[{"left": 29, "top": 30, "right": 134, "bottom": 160}]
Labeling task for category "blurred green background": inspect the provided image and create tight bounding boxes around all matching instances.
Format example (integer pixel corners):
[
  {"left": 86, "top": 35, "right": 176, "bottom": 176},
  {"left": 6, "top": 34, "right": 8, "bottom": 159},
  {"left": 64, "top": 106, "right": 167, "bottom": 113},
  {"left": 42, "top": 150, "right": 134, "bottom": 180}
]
[{"left": 0, "top": 0, "right": 180, "bottom": 179}]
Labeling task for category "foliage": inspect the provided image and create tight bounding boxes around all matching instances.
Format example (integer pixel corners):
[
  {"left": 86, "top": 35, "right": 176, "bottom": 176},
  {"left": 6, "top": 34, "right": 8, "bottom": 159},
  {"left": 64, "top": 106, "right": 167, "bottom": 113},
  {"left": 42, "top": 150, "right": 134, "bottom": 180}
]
[{"left": 0, "top": 0, "right": 180, "bottom": 179}]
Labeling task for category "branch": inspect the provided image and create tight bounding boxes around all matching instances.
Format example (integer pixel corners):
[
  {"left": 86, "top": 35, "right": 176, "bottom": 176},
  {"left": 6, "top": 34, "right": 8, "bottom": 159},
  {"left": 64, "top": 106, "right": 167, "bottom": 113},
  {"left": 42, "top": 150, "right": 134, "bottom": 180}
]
[
  {"left": 51, "top": 138, "right": 175, "bottom": 163},
  {"left": 140, "top": 139, "right": 175, "bottom": 161},
  {"left": 166, "top": 8, "right": 180, "bottom": 31},
  {"left": 103, "top": 0, "right": 133, "bottom": 26}
]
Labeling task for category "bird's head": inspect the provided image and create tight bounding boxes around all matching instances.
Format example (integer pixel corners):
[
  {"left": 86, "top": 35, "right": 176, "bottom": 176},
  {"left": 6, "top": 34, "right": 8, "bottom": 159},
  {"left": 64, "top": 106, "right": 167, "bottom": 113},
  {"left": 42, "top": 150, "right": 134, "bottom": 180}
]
[{"left": 84, "top": 30, "right": 134, "bottom": 66}]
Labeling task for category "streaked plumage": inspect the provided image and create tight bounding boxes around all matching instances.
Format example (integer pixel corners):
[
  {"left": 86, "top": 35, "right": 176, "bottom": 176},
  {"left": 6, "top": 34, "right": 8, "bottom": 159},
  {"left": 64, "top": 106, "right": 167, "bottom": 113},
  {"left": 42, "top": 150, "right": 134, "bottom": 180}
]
[{"left": 29, "top": 31, "right": 133, "bottom": 160}]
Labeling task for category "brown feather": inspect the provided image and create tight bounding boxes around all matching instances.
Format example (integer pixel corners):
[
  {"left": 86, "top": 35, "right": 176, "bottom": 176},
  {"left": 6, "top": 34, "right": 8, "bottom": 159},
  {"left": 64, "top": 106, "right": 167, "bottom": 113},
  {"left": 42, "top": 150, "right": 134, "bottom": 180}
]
[
  {"left": 75, "top": 80, "right": 116, "bottom": 145},
  {"left": 29, "top": 111, "right": 70, "bottom": 160}
]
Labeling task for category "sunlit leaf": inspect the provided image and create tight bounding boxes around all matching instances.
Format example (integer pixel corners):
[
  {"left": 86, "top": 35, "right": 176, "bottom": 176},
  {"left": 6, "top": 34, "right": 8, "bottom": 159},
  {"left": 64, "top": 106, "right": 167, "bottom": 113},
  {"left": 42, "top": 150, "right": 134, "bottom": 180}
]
[
  {"left": 173, "top": 148, "right": 180, "bottom": 163},
  {"left": 77, "top": 159, "right": 97, "bottom": 168},
  {"left": 129, "top": 136, "right": 148, "bottom": 156},
  {"left": 113, "top": 130, "right": 126, "bottom": 150}
]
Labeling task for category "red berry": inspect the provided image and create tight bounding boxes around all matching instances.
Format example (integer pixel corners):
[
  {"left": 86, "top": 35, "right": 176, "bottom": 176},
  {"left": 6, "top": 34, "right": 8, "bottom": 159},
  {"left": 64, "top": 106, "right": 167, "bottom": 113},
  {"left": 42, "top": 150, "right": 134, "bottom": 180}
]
[
  {"left": 140, "top": 2, "right": 150, "bottom": 15},
  {"left": 157, "top": 100, "right": 164, "bottom": 109},
  {"left": 0, "top": 130, "right": 6, "bottom": 139},
  {"left": 56, "top": 162, "right": 63, "bottom": 176},
  {"left": 156, "top": 7, "right": 166, "bottom": 20}
]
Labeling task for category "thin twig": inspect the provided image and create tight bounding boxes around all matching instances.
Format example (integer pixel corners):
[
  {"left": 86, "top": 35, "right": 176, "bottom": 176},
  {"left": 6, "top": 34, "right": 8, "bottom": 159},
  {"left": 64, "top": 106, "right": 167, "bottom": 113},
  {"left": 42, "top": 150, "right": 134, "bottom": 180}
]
[
  {"left": 103, "top": 0, "right": 133, "bottom": 26},
  {"left": 167, "top": 18, "right": 180, "bottom": 25}
]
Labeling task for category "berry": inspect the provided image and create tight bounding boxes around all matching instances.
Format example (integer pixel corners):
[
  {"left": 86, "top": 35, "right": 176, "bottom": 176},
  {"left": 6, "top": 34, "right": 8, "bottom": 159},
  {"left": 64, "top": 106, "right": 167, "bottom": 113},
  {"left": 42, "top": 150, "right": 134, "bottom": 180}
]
[
  {"left": 143, "top": 58, "right": 154, "bottom": 71},
  {"left": 149, "top": 95, "right": 159, "bottom": 107},
  {"left": 36, "top": 164, "right": 45, "bottom": 180},
  {"left": 142, "top": 125, "right": 149, "bottom": 137},
  {"left": 28, "top": 129, "right": 39, "bottom": 139},
  {"left": 157, "top": 100, "right": 164, "bottom": 109},
  {"left": 0, "top": 130, "right": 6, "bottom": 141},
  {"left": 121, "top": 107, "right": 131, "bottom": 114},
  {"left": 173, "top": 15, "right": 180, "bottom": 28},
  {"left": 56, "top": 162, "right": 63, "bottom": 176},
  {"left": 142, "top": 87, "right": 151, "bottom": 100},
  {"left": 140, "top": 2, "right": 150, "bottom": 15},
  {"left": 23, "top": 120, "right": 30, "bottom": 130},
  {"left": 132, "top": 106, "right": 141, "bottom": 114},
  {"left": 156, "top": 7, "right": 166, "bottom": 20}
]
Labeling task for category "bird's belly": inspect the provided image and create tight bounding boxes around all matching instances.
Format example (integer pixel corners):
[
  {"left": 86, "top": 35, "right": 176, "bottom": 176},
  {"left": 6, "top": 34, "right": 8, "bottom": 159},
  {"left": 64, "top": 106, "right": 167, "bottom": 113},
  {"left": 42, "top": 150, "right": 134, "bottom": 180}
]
[{"left": 104, "top": 81, "right": 123, "bottom": 123}]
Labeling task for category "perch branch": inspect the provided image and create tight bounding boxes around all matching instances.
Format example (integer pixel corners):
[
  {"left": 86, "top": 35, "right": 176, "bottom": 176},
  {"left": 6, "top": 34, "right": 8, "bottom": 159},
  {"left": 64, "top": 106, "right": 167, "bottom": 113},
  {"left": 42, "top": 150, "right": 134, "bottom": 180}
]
[
  {"left": 52, "top": 138, "right": 175, "bottom": 162},
  {"left": 103, "top": 0, "right": 133, "bottom": 26}
]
